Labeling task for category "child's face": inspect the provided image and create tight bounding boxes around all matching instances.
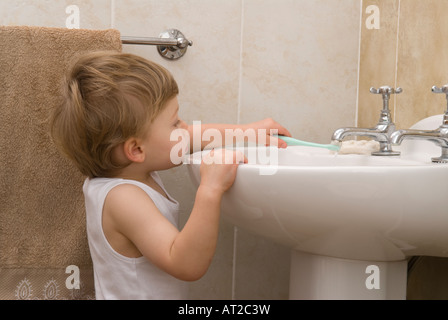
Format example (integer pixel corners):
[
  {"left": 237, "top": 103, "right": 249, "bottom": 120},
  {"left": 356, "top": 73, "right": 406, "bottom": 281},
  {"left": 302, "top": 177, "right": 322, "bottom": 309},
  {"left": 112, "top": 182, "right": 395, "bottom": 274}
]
[{"left": 142, "top": 96, "right": 189, "bottom": 171}]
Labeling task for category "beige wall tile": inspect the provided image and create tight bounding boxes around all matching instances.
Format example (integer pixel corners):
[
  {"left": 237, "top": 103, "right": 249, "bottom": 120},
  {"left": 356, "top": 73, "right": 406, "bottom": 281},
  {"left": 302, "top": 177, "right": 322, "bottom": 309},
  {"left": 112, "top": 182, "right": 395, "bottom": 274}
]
[
  {"left": 358, "top": 0, "right": 400, "bottom": 128},
  {"left": 395, "top": 0, "right": 448, "bottom": 130},
  {"left": 240, "top": 0, "right": 361, "bottom": 144}
]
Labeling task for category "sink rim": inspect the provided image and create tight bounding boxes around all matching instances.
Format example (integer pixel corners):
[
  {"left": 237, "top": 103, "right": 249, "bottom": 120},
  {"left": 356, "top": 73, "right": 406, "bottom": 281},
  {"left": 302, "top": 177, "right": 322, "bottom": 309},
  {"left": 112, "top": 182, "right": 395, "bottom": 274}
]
[{"left": 186, "top": 145, "right": 448, "bottom": 170}]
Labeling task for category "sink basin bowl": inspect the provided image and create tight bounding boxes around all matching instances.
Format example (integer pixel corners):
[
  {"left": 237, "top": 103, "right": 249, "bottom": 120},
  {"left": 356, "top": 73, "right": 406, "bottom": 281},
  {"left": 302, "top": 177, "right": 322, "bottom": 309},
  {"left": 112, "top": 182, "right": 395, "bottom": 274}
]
[
  {"left": 185, "top": 115, "right": 448, "bottom": 299},
  {"left": 188, "top": 145, "right": 448, "bottom": 261}
]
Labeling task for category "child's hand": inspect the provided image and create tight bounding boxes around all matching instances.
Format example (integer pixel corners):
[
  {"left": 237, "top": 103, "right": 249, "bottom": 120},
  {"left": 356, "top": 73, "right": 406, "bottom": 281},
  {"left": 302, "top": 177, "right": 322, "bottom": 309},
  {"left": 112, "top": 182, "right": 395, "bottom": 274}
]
[
  {"left": 243, "top": 118, "right": 292, "bottom": 148},
  {"left": 199, "top": 148, "right": 247, "bottom": 195}
]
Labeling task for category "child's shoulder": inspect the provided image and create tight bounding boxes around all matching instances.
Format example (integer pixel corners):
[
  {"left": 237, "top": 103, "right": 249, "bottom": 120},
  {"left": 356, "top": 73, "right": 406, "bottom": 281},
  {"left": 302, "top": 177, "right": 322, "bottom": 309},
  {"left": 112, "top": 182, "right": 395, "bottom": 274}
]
[
  {"left": 108, "top": 182, "right": 147, "bottom": 197},
  {"left": 104, "top": 182, "right": 157, "bottom": 214},
  {"left": 85, "top": 177, "right": 148, "bottom": 198}
]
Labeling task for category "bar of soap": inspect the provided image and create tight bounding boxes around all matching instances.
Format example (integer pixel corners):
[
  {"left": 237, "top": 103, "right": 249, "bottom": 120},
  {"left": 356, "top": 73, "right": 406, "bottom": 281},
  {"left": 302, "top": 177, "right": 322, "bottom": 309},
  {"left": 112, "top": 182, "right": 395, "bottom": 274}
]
[{"left": 337, "top": 140, "right": 380, "bottom": 155}]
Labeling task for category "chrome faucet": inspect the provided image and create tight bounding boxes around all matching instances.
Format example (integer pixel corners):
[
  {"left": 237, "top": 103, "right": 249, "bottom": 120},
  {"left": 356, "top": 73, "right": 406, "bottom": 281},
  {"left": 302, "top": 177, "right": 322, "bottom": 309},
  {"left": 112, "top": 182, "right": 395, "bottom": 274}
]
[
  {"left": 332, "top": 86, "right": 402, "bottom": 156},
  {"left": 390, "top": 85, "right": 448, "bottom": 163}
]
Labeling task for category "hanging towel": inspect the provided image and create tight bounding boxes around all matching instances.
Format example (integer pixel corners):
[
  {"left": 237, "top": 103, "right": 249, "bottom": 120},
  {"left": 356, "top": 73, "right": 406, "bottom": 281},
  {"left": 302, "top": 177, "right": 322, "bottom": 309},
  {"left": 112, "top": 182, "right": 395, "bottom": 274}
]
[{"left": 0, "top": 26, "right": 122, "bottom": 300}]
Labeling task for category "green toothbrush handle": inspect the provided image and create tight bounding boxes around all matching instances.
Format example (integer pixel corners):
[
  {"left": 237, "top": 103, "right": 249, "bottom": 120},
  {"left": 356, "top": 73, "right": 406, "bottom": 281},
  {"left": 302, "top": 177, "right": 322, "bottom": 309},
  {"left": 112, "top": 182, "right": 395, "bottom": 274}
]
[{"left": 274, "top": 135, "right": 340, "bottom": 151}]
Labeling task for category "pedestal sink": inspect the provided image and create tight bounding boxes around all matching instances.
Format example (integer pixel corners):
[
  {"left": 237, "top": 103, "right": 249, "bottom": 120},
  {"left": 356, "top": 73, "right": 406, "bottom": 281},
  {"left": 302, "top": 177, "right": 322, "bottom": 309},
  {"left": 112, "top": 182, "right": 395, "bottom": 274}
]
[{"left": 186, "top": 116, "right": 448, "bottom": 299}]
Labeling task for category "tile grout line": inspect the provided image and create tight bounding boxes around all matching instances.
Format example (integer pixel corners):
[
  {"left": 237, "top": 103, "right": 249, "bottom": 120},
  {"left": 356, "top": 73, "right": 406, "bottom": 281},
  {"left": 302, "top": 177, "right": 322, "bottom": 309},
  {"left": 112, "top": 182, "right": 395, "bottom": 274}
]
[
  {"left": 236, "top": 0, "right": 245, "bottom": 126},
  {"left": 355, "top": 0, "right": 364, "bottom": 127},
  {"left": 393, "top": 0, "right": 401, "bottom": 124}
]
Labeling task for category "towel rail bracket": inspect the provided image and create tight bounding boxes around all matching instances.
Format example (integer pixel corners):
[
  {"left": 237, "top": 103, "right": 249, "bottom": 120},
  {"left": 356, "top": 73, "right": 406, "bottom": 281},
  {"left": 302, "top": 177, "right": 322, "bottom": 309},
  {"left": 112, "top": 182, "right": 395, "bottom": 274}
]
[{"left": 121, "top": 29, "right": 192, "bottom": 60}]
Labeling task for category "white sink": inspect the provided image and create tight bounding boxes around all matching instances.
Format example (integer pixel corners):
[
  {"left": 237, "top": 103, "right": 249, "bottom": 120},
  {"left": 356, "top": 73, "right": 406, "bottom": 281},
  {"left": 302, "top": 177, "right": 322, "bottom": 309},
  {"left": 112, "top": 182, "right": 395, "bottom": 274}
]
[{"left": 186, "top": 115, "right": 448, "bottom": 299}]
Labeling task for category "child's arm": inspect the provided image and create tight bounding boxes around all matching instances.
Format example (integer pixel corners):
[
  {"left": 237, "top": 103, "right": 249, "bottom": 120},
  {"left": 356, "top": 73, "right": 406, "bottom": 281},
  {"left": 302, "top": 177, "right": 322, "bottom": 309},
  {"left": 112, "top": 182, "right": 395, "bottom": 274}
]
[
  {"left": 187, "top": 118, "right": 292, "bottom": 152},
  {"left": 103, "top": 149, "right": 245, "bottom": 281}
]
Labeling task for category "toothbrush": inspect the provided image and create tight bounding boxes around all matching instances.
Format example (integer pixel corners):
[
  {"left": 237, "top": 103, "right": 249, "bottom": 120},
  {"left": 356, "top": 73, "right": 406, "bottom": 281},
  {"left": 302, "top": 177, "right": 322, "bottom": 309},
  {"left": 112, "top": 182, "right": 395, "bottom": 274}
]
[{"left": 273, "top": 135, "right": 341, "bottom": 151}]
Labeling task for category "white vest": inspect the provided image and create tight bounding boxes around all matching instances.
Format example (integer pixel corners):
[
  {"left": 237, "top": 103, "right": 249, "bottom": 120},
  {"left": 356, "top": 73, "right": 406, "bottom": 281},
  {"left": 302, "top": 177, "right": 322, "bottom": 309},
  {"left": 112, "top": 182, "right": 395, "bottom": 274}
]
[{"left": 83, "top": 172, "right": 188, "bottom": 300}]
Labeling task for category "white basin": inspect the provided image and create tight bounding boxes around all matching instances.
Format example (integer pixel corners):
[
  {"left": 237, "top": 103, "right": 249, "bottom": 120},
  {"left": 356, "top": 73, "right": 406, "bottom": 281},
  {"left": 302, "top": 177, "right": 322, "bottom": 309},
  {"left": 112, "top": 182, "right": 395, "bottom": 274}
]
[{"left": 186, "top": 115, "right": 448, "bottom": 299}]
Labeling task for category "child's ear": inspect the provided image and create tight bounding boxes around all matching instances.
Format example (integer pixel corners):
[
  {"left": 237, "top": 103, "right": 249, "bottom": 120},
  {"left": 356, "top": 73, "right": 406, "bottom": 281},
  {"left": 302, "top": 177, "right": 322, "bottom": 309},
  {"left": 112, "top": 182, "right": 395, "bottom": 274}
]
[{"left": 123, "top": 137, "right": 145, "bottom": 163}]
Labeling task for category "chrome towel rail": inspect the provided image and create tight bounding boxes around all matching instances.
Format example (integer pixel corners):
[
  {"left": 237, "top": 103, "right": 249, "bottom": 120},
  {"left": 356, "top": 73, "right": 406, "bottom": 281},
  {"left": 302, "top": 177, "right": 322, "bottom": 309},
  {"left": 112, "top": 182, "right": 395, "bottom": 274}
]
[{"left": 121, "top": 28, "right": 192, "bottom": 60}]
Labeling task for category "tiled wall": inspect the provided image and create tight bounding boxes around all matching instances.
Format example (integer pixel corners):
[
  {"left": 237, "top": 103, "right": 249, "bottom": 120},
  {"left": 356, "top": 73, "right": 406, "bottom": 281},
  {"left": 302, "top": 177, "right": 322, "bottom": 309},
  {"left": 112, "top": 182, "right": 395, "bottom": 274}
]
[
  {"left": 1, "top": 0, "right": 361, "bottom": 299},
  {"left": 359, "top": 0, "right": 448, "bottom": 130}
]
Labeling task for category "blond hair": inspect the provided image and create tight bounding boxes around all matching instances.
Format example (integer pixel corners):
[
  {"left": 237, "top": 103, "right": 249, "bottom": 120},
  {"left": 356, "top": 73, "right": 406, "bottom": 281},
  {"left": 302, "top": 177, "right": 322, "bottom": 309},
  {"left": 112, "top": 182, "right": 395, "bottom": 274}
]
[{"left": 50, "top": 51, "right": 179, "bottom": 178}]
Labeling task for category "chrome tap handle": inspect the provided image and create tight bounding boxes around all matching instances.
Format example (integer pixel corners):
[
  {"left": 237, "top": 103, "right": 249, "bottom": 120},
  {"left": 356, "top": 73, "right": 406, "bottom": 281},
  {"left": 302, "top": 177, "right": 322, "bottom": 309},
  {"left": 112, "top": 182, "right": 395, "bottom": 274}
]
[
  {"left": 370, "top": 86, "right": 402, "bottom": 111},
  {"left": 431, "top": 85, "right": 448, "bottom": 110},
  {"left": 432, "top": 85, "right": 448, "bottom": 125},
  {"left": 370, "top": 86, "right": 403, "bottom": 96},
  {"left": 369, "top": 86, "right": 402, "bottom": 126},
  {"left": 431, "top": 85, "right": 448, "bottom": 95}
]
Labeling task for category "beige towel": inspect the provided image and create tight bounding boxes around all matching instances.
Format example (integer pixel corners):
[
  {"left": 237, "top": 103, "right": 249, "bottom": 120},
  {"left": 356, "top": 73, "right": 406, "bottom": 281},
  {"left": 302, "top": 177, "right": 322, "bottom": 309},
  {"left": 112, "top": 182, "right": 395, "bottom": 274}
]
[{"left": 0, "top": 26, "right": 122, "bottom": 299}]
